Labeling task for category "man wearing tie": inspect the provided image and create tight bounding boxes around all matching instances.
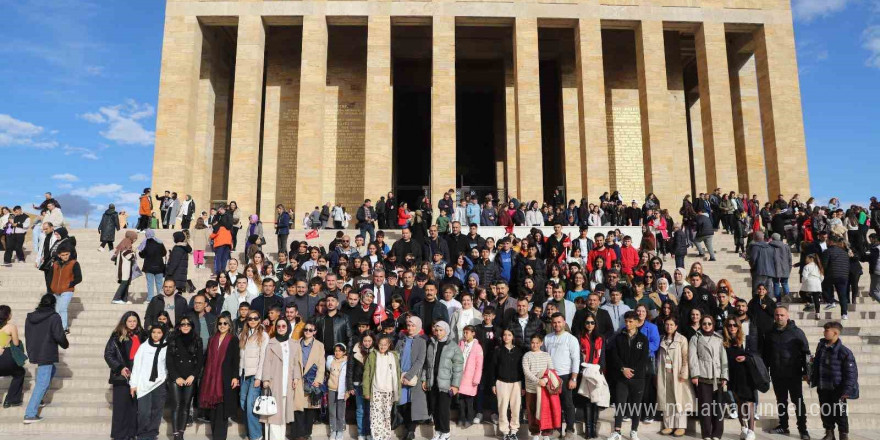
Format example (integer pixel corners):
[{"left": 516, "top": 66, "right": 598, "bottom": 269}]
[{"left": 365, "top": 268, "right": 392, "bottom": 309}]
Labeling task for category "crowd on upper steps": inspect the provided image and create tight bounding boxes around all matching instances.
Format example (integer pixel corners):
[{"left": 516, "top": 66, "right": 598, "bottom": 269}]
[{"left": 0, "top": 189, "right": 878, "bottom": 440}]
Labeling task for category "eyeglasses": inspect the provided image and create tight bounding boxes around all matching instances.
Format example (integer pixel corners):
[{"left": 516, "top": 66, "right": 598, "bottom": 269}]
[
  {"left": 179, "top": 323, "right": 192, "bottom": 327},
  {"left": 304, "top": 328, "right": 316, "bottom": 333},
  {"left": 701, "top": 322, "right": 714, "bottom": 327},
  {"left": 247, "top": 317, "right": 261, "bottom": 322},
  {"left": 726, "top": 324, "right": 739, "bottom": 328},
  {"left": 585, "top": 321, "right": 596, "bottom": 326},
  {"left": 218, "top": 322, "right": 230, "bottom": 327}
]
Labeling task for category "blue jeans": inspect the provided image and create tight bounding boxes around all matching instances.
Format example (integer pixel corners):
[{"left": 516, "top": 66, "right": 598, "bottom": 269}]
[
  {"left": 25, "top": 364, "right": 55, "bottom": 418},
  {"left": 54, "top": 292, "right": 73, "bottom": 330},
  {"left": 145, "top": 272, "right": 164, "bottom": 302},
  {"left": 773, "top": 277, "right": 790, "bottom": 300},
  {"left": 359, "top": 224, "right": 375, "bottom": 245},
  {"left": 239, "top": 376, "right": 261, "bottom": 439},
  {"left": 214, "top": 245, "right": 231, "bottom": 275},
  {"left": 354, "top": 385, "right": 370, "bottom": 435}
]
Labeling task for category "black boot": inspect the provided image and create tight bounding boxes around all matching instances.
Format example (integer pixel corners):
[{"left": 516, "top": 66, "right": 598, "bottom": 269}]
[{"left": 821, "top": 430, "right": 835, "bottom": 440}]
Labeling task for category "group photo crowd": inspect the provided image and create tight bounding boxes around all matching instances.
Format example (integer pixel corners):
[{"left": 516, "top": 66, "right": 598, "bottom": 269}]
[{"left": 1, "top": 189, "right": 879, "bottom": 440}]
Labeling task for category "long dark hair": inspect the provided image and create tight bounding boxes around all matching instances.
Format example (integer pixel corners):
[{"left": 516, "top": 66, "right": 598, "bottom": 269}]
[
  {"left": 170, "top": 316, "right": 201, "bottom": 356},
  {"left": 0, "top": 305, "right": 11, "bottom": 328},
  {"left": 112, "top": 311, "right": 144, "bottom": 342},
  {"left": 577, "top": 311, "right": 598, "bottom": 339}
]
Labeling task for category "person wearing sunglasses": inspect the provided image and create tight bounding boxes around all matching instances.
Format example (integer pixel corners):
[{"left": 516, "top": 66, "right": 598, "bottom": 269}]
[
  {"left": 577, "top": 312, "right": 606, "bottom": 439},
  {"left": 239, "top": 311, "right": 269, "bottom": 440},
  {"left": 199, "top": 316, "right": 240, "bottom": 440},
  {"left": 688, "top": 316, "right": 728, "bottom": 440},
  {"left": 166, "top": 316, "right": 203, "bottom": 440},
  {"left": 292, "top": 324, "right": 326, "bottom": 440}
]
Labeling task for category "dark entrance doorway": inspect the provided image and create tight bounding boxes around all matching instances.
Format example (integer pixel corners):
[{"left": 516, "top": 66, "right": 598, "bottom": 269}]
[
  {"left": 392, "top": 58, "right": 431, "bottom": 208},
  {"left": 539, "top": 59, "right": 564, "bottom": 203},
  {"left": 456, "top": 57, "right": 504, "bottom": 202}
]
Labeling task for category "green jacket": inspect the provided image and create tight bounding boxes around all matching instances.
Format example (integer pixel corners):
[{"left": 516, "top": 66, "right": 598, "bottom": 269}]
[
  {"left": 436, "top": 216, "right": 450, "bottom": 234},
  {"left": 362, "top": 350, "right": 402, "bottom": 402}
]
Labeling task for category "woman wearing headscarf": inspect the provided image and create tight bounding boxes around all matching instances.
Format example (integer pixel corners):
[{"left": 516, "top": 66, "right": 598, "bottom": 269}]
[
  {"left": 676, "top": 286, "right": 703, "bottom": 330},
  {"left": 129, "top": 323, "right": 169, "bottom": 440},
  {"left": 260, "top": 318, "right": 303, "bottom": 440},
  {"left": 199, "top": 314, "right": 240, "bottom": 440},
  {"left": 423, "top": 320, "right": 464, "bottom": 440},
  {"left": 670, "top": 268, "right": 690, "bottom": 298},
  {"left": 138, "top": 229, "right": 167, "bottom": 302},
  {"left": 111, "top": 230, "right": 139, "bottom": 305},
  {"left": 104, "top": 311, "right": 145, "bottom": 440},
  {"left": 166, "top": 315, "right": 203, "bottom": 440},
  {"left": 245, "top": 214, "right": 265, "bottom": 263},
  {"left": 395, "top": 316, "right": 429, "bottom": 440},
  {"left": 654, "top": 277, "right": 677, "bottom": 305}
]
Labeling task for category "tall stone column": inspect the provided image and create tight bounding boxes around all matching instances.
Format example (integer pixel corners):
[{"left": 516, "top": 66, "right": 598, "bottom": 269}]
[
  {"left": 225, "top": 16, "right": 266, "bottom": 216},
  {"left": 730, "top": 52, "right": 768, "bottom": 200},
  {"left": 153, "top": 15, "right": 203, "bottom": 211},
  {"left": 513, "top": 18, "right": 544, "bottom": 203},
  {"left": 664, "top": 32, "right": 693, "bottom": 202},
  {"left": 575, "top": 18, "right": 609, "bottom": 202},
  {"left": 431, "top": 16, "right": 456, "bottom": 203},
  {"left": 504, "top": 58, "right": 519, "bottom": 199},
  {"left": 695, "top": 22, "right": 739, "bottom": 193},
  {"left": 364, "top": 16, "right": 393, "bottom": 202},
  {"left": 754, "top": 23, "right": 810, "bottom": 198},
  {"left": 294, "top": 15, "right": 329, "bottom": 226},
  {"left": 192, "top": 36, "right": 219, "bottom": 213},
  {"left": 560, "top": 56, "right": 582, "bottom": 203},
  {"left": 635, "top": 21, "right": 676, "bottom": 206}
]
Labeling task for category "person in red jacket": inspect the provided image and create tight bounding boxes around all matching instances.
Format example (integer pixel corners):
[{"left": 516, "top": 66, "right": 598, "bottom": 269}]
[
  {"left": 619, "top": 236, "right": 640, "bottom": 276},
  {"left": 587, "top": 233, "right": 617, "bottom": 272}
]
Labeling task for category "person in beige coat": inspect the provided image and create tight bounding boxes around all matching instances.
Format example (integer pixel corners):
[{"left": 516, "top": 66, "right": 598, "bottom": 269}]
[
  {"left": 656, "top": 316, "right": 695, "bottom": 437},
  {"left": 292, "top": 322, "right": 325, "bottom": 440},
  {"left": 260, "top": 319, "right": 303, "bottom": 439}
]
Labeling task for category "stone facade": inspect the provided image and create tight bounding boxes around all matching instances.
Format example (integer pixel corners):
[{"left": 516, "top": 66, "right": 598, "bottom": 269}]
[{"left": 152, "top": 0, "right": 810, "bottom": 225}]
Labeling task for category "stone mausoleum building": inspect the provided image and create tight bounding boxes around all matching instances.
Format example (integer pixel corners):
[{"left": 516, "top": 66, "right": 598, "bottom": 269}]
[{"left": 152, "top": 0, "right": 810, "bottom": 224}]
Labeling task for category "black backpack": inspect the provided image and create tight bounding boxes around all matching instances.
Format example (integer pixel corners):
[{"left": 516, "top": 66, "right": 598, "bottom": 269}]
[{"left": 746, "top": 354, "right": 771, "bottom": 393}]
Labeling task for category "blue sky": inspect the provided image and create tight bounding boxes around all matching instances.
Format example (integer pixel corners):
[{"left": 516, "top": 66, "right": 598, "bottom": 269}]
[{"left": 0, "top": 0, "right": 877, "bottom": 226}]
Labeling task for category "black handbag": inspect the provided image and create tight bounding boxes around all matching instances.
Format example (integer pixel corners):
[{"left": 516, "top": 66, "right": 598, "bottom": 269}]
[
  {"left": 391, "top": 404, "right": 404, "bottom": 430},
  {"left": 10, "top": 341, "right": 27, "bottom": 367}
]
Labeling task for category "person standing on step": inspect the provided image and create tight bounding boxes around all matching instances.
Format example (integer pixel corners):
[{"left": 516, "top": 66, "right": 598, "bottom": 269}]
[
  {"left": 166, "top": 315, "right": 203, "bottom": 440},
  {"left": 292, "top": 322, "right": 326, "bottom": 440},
  {"left": 199, "top": 314, "right": 240, "bottom": 440},
  {"left": 607, "top": 311, "right": 650, "bottom": 440},
  {"left": 688, "top": 314, "right": 728, "bottom": 440},
  {"left": 138, "top": 229, "right": 167, "bottom": 303},
  {"left": 763, "top": 305, "right": 811, "bottom": 440},
  {"left": 239, "top": 310, "right": 270, "bottom": 440},
  {"left": 423, "top": 320, "right": 464, "bottom": 440},
  {"left": 104, "top": 311, "right": 145, "bottom": 440},
  {"left": 111, "top": 230, "right": 139, "bottom": 305},
  {"left": 363, "top": 334, "right": 401, "bottom": 440},
  {"left": 166, "top": 231, "right": 192, "bottom": 294},
  {"left": 522, "top": 333, "right": 557, "bottom": 440},
  {"left": 98, "top": 203, "right": 120, "bottom": 252},
  {"left": 0, "top": 305, "right": 25, "bottom": 409},
  {"left": 544, "top": 313, "right": 580, "bottom": 440},
  {"left": 260, "top": 318, "right": 303, "bottom": 440},
  {"left": 723, "top": 317, "right": 758, "bottom": 440},
  {"left": 395, "top": 316, "right": 430, "bottom": 440},
  {"left": 47, "top": 244, "right": 81, "bottom": 333},
  {"left": 23, "top": 294, "right": 69, "bottom": 424},
  {"left": 130, "top": 323, "right": 169, "bottom": 440},
  {"left": 810, "top": 321, "right": 858, "bottom": 440},
  {"left": 145, "top": 279, "right": 189, "bottom": 329},
  {"left": 490, "top": 328, "right": 525, "bottom": 440},
  {"left": 137, "top": 188, "right": 152, "bottom": 232}
]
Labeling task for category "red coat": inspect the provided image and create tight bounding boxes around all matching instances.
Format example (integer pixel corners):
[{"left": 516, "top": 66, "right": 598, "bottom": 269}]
[
  {"left": 619, "top": 246, "right": 639, "bottom": 275},
  {"left": 537, "top": 369, "right": 563, "bottom": 431}
]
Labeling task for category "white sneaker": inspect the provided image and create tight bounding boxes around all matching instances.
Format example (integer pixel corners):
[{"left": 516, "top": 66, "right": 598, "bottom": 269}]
[
  {"left": 439, "top": 433, "right": 451, "bottom": 440},
  {"left": 474, "top": 413, "right": 483, "bottom": 424},
  {"left": 630, "top": 431, "right": 640, "bottom": 440},
  {"left": 492, "top": 413, "right": 499, "bottom": 424},
  {"left": 359, "top": 436, "right": 366, "bottom": 440},
  {"left": 741, "top": 426, "right": 750, "bottom": 439},
  {"left": 608, "top": 432, "right": 623, "bottom": 440},
  {"left": 111, "top": 300, "right": 125, "bottom": 305},
  {"left": 842, "top": 314, "right": 849, "bottom": 320},
  {"left": 533, "top": 436, "right": 542, "bottom": 440},
  {"left": 329, "top": 431, "right": 336, "bottom": 440},
  {"left": 746, "top": 429, "right": 756, "bottom": 440},
  {"left": 543, "top": 436, "right": 551, "bottom": 440}
]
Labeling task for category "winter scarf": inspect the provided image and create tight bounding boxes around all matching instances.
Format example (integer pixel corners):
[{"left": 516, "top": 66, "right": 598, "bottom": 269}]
[{"left": 200, "top": 332, "right": 232, "bottom": 409}]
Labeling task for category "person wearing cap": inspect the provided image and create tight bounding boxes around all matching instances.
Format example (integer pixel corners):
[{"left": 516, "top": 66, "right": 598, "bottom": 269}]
[
  {"left": 423, "top": 320, "right": 464, "bottom": 440},
  {"left": 165, "top": 231, "right": 192, "bottom": 293}
]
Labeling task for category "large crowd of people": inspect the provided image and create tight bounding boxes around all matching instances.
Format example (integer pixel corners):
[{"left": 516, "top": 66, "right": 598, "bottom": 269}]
[{"left": 0, "top": 189, "right": 878, "bottom": 440}]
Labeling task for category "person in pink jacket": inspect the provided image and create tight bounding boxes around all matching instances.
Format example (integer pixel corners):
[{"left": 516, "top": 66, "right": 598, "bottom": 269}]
[{"left": 456, "top": 325, "right": 483, "bottom": 428}]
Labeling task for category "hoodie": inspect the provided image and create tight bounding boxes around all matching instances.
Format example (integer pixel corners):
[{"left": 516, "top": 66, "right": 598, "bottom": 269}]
[{"left": 25, "top": 307, "right": 69, "bottom": 365}]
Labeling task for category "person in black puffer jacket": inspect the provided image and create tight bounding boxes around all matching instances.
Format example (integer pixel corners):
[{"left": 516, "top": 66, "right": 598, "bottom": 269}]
[
  {"left": 822, "top": 238, "right": 851, "bottom": 319},
  {"left": 810, "top": 321, "right": 857, "bottom": 440},
  {"left": 104, "top": 311, "right": 147, "bottom": 440},
  {"left": 138, "top": 229, "right": 167, "bottom": 302},
  {"left": 166, "top": 232, "right": 192, "bottom": 293},
  {"left": 346, "top": 332, "right": 375, "bottom": 439},
  {"left": 763, "top": 306, "right": 810, "bottom": 437},
  {"left": 166, "top": 315, "right": 204, "bottom": 440},
  {"left": 24, "top": 294, "right": 69, "bottom": 423}
]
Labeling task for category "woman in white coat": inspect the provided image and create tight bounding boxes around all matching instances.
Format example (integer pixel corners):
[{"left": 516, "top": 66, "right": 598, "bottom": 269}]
[
  {"left": 260, "top": 318, "right": 303, "bottom": 440},
  {"left": 449, "top": 293, "right": 483, "bottom": 343},
  {"left": 656, "top": 316, "right": 694, "bottom": 437},
  {"left": 130, "top": 324, "right": 169, "bottom": 440}
]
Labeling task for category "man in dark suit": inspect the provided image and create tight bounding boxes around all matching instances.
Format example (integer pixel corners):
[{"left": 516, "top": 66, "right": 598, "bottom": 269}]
[
  {"left": 364, "top": 267, "right": 394, "bottom": 309},
  {"left": 392, "top": 270, "right": 425, "bottom": 309}
]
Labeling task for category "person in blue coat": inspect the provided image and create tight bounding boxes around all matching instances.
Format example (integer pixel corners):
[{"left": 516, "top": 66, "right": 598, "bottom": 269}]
[
  {"left": 275, "top": 204, "right": 291, "bottom": 257},
  {"left": 635, "top": 303, "right": 661, "bottom": 423}
]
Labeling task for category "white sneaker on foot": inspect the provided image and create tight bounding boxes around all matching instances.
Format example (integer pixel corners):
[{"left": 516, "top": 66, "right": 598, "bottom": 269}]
[
  {"left": 608, "top": 432, "right": 623, "bottom": 440},
  {"left": 630, "top": 431, "right": 640, "bottom": 440},
  {"left": 842, "top": 314, "right": 849, "bottom": 320},
  {"left": 741, "top": 426, "right": 750, "bottom": 439},
  {"left": 746, "top": 430, "right": 756, "bottom": 440}
]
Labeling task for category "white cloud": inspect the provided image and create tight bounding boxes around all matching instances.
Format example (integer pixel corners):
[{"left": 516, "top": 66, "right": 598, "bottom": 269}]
[
  {"left": 115, "top": 192, "right": 141, "bottom": 205},
  {"left": 57, "top": 183, "right": 73, "bottom": 189},
  {"left": 0, "top": 114, "right": 58, "bottom": 148},
  {"left": 63, "top": 145, "right": 99, "bottom": 160},
  {"left": 51, "top": 173, "right": 79, "bottom": 182},
  {"left": 129, "top": 173, "right": 149, "bottom": 182},
  {"left": 793, "top": 0, "right": 850, "bottom": 22},
  {"left": 71, "top": 183, "right": 123, "bottom": 198},
  {"left": 80, "top": 99, "right": 155, "bottom": 146},
  {"left": 863, "top": 25, "right": 880, "bottom": 69}
]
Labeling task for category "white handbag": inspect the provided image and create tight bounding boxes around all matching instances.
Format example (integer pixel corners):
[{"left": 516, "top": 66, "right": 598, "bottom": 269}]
[{"left": 253, "top": 387, "right": 278, "bottom": 416}]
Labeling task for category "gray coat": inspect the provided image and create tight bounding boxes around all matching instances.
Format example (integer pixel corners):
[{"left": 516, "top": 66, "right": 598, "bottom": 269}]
[
  {"left": 748, "top": 241, "right": 776, "bottom": 277},
  {"left": 770, "top": 239, "right": 793, "bottom": 279},
  {"left": 395, "top": 335, "right": 429, "bottom": 421},
  {"left": 688, "top": 331, "right": 728, "bottom": 384},
  {"left": 423, "top": 338, "right": 463, "bottom": 392}
]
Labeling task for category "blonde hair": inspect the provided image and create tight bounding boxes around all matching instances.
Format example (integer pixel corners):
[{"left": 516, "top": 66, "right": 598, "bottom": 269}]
[{"left": 239, "top": 311, "right": 266, "bottom": 349}]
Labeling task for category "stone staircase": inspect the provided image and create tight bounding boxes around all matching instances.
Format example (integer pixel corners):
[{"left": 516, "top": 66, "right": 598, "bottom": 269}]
[{"left": 0, "top": 228, "right": 877, "bottom": 439}]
